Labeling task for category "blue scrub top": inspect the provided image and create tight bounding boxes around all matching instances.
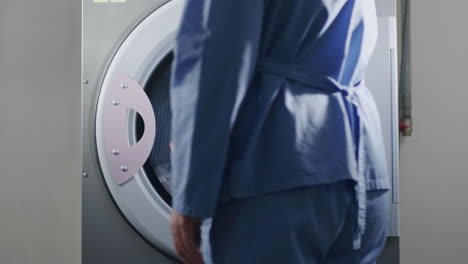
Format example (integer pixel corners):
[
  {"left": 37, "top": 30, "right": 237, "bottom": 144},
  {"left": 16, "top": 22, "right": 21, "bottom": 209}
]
[{"left": 170, "top": 0, "right": 390, "bottom": 234}]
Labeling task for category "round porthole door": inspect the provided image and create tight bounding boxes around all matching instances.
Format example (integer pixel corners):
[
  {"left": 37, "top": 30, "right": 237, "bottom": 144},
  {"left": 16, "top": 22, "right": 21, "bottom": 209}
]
[{"left": 95, "top": 0, "right": 183, "bottom": 257}]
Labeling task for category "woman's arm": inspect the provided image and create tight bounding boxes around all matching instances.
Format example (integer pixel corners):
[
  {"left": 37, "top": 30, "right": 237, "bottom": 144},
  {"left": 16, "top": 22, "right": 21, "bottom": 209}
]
[{"left": 170, "top": 0, "right": 264, "bottom": 218}]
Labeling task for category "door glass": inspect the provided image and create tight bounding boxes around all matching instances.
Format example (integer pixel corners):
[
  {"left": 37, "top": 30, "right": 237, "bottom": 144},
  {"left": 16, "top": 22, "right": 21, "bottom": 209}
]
[{"left": 137, "top": 54, "right": 173, "bottom": 205}]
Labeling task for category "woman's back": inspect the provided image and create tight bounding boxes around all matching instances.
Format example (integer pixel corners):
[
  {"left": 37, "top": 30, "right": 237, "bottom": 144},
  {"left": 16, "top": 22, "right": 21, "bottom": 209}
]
[
  {"left": 170, "top": 0, "right": 388, "bottom": 224},
  {"left": 170, "top": 1, "right": 391, "bottom": 263},
  {"left": 260, "top": 0, "right": 378, "bottom": 85}
]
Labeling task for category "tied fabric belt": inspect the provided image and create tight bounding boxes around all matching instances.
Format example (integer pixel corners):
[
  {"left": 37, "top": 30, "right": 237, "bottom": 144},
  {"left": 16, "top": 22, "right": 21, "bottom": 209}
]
[{"left": 257, "top": 57, "right": 367, "bottom": 250}]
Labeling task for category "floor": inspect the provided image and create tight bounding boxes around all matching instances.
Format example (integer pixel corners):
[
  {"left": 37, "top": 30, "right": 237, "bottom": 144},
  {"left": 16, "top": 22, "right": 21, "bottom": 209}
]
[{"left": 377, "top": 237, "right": 400, "bottom": 264}]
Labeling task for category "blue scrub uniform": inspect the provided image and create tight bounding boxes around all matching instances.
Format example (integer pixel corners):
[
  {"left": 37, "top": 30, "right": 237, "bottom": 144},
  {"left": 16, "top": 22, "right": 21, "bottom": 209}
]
[
  {"left": 202, "top": 181, "right": 389, "bottom": 264},
  {"left": 170, "top": 0, "right": 391, "bottom": 262}
]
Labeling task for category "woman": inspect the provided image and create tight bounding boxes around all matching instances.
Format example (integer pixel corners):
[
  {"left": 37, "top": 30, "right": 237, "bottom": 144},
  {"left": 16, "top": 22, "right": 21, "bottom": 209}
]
[{"left": 170, "top": 0, "right": 390, "bottom": 263}]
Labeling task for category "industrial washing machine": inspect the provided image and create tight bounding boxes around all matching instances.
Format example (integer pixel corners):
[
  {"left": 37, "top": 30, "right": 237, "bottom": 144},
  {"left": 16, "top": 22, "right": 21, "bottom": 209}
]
[{"left": 81, "top": 0, "right": 399, "bottom": 263}]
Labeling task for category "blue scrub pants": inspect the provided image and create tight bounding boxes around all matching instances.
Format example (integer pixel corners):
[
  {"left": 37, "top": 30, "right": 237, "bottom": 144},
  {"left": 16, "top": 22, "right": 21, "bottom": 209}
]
[{"left": 201, "top": 180, "right": 389, "bottom": 264}]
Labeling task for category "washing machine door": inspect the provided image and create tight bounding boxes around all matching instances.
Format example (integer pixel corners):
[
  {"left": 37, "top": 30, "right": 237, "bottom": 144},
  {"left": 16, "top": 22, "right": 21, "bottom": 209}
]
[{"left": 95, "top": 0, "right": 184, "bottom": 257}]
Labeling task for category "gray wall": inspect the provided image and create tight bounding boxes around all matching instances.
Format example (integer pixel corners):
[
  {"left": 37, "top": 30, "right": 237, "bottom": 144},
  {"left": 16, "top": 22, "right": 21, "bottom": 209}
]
[
  {"left": 0, "top": 0, "right": 81, "bottom": 264},
  {"left": 400, "top": 0, "right": 468, "bottom": 263},
  {"left": 1, "top": 0, "right": 468, "bottom": 263}
]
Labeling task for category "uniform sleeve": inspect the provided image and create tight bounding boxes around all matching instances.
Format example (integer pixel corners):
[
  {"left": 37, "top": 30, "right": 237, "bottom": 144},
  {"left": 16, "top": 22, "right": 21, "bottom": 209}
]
[{"left": 170, "top": 0, "right": 264, "bottom": 218}]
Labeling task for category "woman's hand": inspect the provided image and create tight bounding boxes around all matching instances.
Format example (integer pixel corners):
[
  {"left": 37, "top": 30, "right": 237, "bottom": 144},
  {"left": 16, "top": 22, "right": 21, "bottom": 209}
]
[{"left": 170, "top": 211, "right": 203, "bottom": 264}]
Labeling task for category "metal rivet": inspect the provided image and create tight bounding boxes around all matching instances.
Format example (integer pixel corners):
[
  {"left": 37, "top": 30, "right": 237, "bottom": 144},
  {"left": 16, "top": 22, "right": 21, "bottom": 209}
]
[
  {"left": 82, "top": 172, "right": 88, "bottom": 178},
  {"left": 83, "top": 80, "right": 89, "bottom": 84},
  {"left": 120, "top": 83, "right": 128, "bottom": 89},
  {"left": 112, "top": 149, "right": 120, "bottom": 155},
  {"left": 121, "top": 166, "right": 128, "bottom": 172},
  {"left": 112, "top": 100, "right": 120, "bottom": 106}
]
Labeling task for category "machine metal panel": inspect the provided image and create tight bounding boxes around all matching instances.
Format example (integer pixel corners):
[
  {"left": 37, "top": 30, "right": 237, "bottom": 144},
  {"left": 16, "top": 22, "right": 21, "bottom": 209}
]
[
  {"left": 366, "top": 16, "right": 400, "bottom": 237},
  {"left": 376, "top": 0, "right": 397, "bottom": 17}
]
